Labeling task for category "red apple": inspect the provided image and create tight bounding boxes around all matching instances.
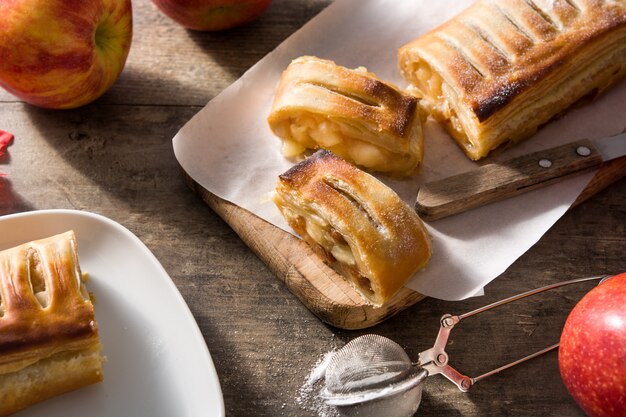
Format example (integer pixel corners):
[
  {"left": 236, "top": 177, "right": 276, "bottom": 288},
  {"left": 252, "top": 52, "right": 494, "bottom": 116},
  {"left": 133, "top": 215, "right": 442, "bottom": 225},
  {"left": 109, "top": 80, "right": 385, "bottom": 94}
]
[
  {"left": 152, "top": 0, "right": 272, "bottom": 31},
  {"left": 0, "top": 0, "right": 132, "bottom": 109},
  {"left": 559, "top": 273, "right": 626, "bottom": 417}
]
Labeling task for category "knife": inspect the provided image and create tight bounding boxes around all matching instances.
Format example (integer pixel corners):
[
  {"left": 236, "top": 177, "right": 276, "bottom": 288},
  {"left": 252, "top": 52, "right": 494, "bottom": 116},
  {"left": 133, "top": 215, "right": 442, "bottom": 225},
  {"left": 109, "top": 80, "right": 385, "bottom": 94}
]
[{"left": 415, "top": 132, "right": 626, "bottom": 221}]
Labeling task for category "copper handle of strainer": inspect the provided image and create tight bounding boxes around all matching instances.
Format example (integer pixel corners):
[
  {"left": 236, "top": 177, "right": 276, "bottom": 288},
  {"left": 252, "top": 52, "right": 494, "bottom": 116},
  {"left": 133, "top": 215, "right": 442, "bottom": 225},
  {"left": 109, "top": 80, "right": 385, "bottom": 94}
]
[{"left": 417, "top": 274, "right": 612, "bottom": 392}]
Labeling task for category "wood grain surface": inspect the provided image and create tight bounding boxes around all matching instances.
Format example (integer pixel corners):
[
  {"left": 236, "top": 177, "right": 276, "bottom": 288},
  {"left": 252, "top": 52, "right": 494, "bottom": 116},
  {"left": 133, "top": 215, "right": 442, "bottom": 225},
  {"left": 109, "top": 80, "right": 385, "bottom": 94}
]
[{"left": 1, "top": 1, "right": 625, "bottom": 416}]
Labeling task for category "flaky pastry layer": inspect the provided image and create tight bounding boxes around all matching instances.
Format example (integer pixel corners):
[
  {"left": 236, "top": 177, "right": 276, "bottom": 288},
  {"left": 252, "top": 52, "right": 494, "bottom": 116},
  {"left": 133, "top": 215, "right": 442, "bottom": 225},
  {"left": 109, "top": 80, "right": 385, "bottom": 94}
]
[
  {"left": 399, "top": 0, "right": 626, "bottom": 160},
  {"left": 272, "top": 150, "right": 432, "bottom": 307},
  {"left": 268, "top": 56, "right": 424, "bottom": 177},
  {"left": 0, "top": 346, "right": 103, "bottom": 416}
]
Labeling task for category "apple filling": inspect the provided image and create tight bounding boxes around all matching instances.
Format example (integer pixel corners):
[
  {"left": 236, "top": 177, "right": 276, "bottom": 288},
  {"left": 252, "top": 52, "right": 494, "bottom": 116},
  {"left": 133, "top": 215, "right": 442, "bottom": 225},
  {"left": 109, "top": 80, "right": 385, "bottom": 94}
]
[
  {"left": 26, "top": 249, "right": 50, "bottom": 308},
  {"left": 22, "top": 247, "right": 91, "bottom": 310},
  {"left": 409, "top": 61, "right": 476, "bottom": 152},
  {"left": 273, "top": 114, "right": 414, "bottom": 174},
  {"left": 271, "top": 191, "right": 379, "bottom": 299},
  {"left": 282, "top": 202, "right": 356, "bottom": 267}
]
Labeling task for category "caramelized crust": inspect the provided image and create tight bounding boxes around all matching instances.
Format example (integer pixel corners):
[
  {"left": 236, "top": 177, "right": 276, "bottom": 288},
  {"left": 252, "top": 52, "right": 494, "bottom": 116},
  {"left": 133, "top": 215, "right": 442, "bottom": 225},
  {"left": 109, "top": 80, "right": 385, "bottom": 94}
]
[
  {"left": 268, "top": 56, "right": 424, "bottom": 177},
  {"left": 272, "top": 150, "right": 432, "bottom": 306},
  {"left": 398, "top": 0, "right": 626, "bottom": 160},
  {"left": 0, "top": 231, "right": 103, "bottom": 416}
]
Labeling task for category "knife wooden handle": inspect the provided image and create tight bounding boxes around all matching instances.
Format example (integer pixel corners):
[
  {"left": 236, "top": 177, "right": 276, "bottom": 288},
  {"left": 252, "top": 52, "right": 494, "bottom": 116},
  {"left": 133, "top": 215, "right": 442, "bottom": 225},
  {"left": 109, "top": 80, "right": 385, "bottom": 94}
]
[{"left": 415, "top": 139, "right": 604, "bottom": 221}]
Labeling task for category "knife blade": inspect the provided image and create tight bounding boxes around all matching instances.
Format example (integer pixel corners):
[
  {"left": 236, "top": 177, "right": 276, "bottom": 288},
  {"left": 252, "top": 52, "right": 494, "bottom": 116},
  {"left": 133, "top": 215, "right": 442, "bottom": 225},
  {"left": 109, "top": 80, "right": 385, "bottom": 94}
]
[{"left": 415, "top": 132, "right": 626, "bottom": 221}]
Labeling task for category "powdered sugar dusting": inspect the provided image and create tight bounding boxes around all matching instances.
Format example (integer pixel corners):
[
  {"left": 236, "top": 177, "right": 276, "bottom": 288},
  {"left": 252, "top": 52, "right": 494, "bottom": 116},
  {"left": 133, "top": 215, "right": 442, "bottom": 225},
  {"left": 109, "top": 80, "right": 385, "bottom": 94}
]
[{"left": 297, "top": 350, "right": 341, "bottom": 417}]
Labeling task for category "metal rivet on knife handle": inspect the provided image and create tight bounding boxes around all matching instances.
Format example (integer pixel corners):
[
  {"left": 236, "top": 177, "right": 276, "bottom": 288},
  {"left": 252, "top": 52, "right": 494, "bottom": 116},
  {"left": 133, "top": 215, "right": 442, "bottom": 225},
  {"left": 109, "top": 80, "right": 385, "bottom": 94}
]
[
  {"left": 539, "top": 159, "right": 552, "bottom": 168},
  {"left": 576, "top": 146, "right": 592, "bottom": 157}
]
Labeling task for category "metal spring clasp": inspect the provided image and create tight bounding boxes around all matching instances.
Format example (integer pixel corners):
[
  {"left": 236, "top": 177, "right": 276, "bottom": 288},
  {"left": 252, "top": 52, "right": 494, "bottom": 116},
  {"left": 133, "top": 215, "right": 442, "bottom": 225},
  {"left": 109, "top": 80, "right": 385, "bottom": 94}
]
[{"left": 417, "top": 274, "right": 612, "bottom": 392}]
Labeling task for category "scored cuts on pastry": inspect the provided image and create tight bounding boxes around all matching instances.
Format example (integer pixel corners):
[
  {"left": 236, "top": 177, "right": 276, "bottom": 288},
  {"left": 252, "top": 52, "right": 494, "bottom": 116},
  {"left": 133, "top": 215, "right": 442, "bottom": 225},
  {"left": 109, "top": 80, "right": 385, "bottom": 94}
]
[
  {"left": 268, "top": 56, "right": 425, "bottom": 177},
  {"left": 0, "top": 231, "right": 104, "bottom": 416},
  {"left": 272, "top": 150, "right": 432, "bottom": 307},
  {"left": 398, "top": 0, "right": 626, "bottom": 160}
]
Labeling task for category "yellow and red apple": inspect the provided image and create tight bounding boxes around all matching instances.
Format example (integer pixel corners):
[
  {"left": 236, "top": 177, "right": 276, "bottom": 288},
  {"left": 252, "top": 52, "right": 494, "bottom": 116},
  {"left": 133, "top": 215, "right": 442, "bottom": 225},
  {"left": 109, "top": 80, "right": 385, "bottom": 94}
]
[
  {"left": 152, "top": 0, "right": 271, "bottom": 31},
  {"left": 559, "top": 273, "right": 626, "bottom": 417},
  {"left": 0, "top": 0, "right": 132, "bottom": 109}
]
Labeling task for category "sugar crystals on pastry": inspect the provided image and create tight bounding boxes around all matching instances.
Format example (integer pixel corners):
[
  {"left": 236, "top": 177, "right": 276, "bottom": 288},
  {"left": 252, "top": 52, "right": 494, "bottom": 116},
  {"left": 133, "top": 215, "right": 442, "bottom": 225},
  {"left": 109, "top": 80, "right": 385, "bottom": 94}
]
[
  {"left": 398, "top": 0, "right": 626, "bottom": 160},
  {"left": 268, "top": 56, "right": 425, "bottom": 177},
  {"left": 272, "top": 150, "right": 432, "bottom": 307},
  {"left": 0, "top": 231, "right": 104, "bottom": 416}
]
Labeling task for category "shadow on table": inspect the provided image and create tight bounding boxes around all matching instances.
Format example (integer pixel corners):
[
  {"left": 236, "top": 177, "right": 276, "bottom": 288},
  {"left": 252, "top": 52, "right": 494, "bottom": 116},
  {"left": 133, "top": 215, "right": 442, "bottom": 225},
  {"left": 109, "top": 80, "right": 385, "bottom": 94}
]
[
  {"left": 19, "top": 98, "right": 226, "bottom": 243},
  {"left": 0, "top": 177, "right": 34, "bottom": 215},
  {"left": 97, "top": 63, "right": 216, "bottom": 108},
  {"left": 184, "top": 0, "right": 332, "bottom": 78},
  {"left": 193, "top": 313, "right": 276, "bottom": 417}
]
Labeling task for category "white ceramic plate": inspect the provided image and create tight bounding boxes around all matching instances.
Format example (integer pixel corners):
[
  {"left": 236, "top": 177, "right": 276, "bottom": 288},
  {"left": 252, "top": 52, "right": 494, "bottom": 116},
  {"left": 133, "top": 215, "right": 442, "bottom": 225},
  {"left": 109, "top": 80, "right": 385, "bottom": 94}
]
[{"left": 0, "top": 210, "right": 224, "bottom": 417}]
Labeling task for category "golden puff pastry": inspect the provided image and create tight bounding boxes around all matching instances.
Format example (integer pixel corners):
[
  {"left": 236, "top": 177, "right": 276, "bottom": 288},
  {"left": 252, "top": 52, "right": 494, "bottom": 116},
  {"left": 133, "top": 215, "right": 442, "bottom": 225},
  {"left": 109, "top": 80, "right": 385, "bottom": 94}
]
[
  {"left": 268, "top": 56, "right": 425, "bottom": 177},
  {"left": 0, "top": 231, "right": 103, "bottom": 416},
  {"left": 398, "top": 0, "right": 626, "bottom": 160},
  {"left": 272, "top": 150, "right": 432, "bottom": 307}
]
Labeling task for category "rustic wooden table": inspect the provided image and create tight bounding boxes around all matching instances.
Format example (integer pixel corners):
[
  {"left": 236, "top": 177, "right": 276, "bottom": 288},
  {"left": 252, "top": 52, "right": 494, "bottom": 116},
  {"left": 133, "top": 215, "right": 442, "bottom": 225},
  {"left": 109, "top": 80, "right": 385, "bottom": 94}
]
[{"left": 1, "top": 1, "right": 625, "bottom": 416}]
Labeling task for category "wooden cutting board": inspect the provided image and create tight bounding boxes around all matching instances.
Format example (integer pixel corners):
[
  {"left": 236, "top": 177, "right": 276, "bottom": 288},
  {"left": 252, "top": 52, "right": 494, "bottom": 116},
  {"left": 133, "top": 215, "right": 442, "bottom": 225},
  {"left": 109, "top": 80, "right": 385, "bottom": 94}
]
[{"left": 183, "top": 156, "right": 626, "bottom": 330}]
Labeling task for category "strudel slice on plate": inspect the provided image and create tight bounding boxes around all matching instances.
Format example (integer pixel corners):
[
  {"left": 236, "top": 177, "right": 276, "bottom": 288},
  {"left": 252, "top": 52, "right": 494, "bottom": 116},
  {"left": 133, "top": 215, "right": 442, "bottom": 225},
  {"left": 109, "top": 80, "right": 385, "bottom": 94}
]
[
  {"left": 268, "top": 56, "right": 424, "bottom": 177},
  {"left": 0, "top": 231, "right": 104, "bottom": 416},
  {"left": 272, "top": 150, "right": 432, "bottom": 307},
  {"left": 398, "top": 0, "right": 626, "bottom": 160}
]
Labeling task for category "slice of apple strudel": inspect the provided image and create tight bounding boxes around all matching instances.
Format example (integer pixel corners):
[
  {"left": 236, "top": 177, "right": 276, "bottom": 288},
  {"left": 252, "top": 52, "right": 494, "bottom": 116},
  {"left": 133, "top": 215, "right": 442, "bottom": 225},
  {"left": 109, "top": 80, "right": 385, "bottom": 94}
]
[
  {"left": 272, "top": 150, "right": 432, "bottom": 307},
  {"left": 0, "top": 231, "right": 104, "bottom": 416},
  {"left": 268, "top": 56, "right": 425, "bottom": 177},
  {"left": 398, "top": 0, "right": 626, "bottom": 160}
]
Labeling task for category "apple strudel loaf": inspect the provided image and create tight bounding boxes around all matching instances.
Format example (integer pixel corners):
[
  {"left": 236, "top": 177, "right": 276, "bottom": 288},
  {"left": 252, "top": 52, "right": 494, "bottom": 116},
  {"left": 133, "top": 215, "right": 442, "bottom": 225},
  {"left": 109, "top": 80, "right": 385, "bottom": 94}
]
[{"left": 398, "top": 0, "right": 626, "bottom": 160}]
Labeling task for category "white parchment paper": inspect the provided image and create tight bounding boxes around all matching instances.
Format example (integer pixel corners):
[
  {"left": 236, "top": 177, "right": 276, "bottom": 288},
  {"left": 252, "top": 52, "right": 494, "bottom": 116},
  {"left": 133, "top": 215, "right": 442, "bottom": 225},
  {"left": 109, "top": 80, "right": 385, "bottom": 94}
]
[{"left": 173, "top": 0, "right": 626, "bottom": 300}]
